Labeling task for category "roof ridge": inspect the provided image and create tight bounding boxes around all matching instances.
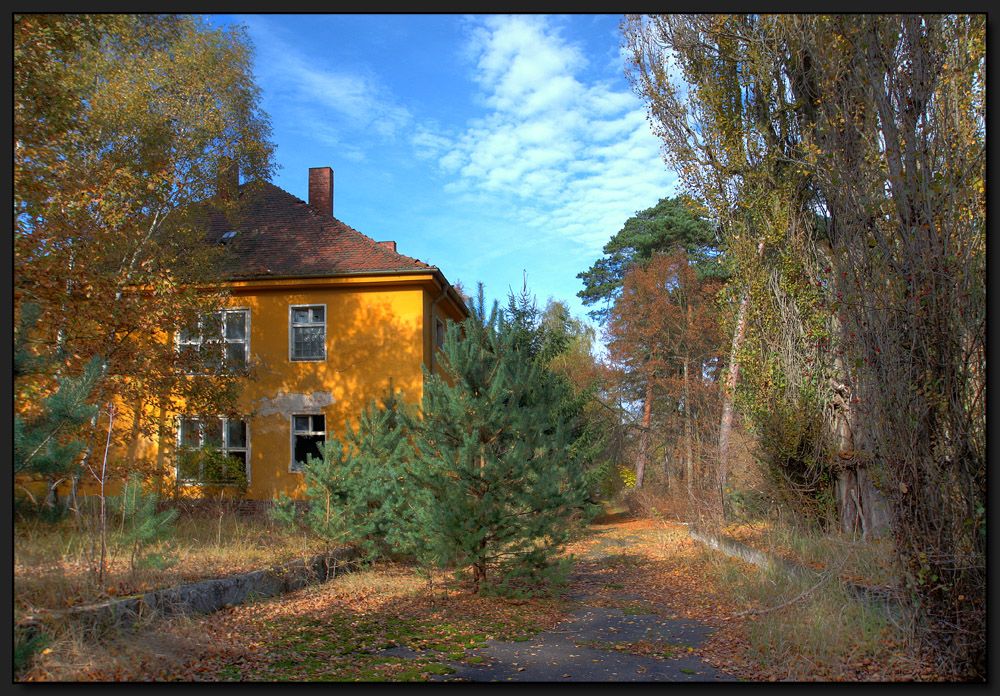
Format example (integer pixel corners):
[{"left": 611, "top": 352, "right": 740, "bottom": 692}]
[{"left": 208, "top": 177, "right": 435, "bottom": 278}]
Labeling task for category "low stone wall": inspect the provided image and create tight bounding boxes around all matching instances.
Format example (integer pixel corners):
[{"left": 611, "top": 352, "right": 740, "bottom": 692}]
[
  {"left": 687, "top": 526, "right": 815, "bottom": 581},
  {"left": 687, "top": 526, "right": 901, "bottom": 612},
  {"left": 18, "top": 545, "right": 360, "bottom": 637}
]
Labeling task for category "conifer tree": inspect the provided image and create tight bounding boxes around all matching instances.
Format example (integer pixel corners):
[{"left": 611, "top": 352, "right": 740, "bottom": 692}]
[
  {"left": 576, "top": 195, "right": 722, "bottom": 324},
  {"left": 112, "top": 473, "right": 179, "bottom": 575},
  {"left": 14, "top": 304, "right": 99, "bottom": 505},
  {"left": 408, "top": 291, "right": 590, "bottom": 592},
  {"left": 272, "top": 388, "right": 424, "bottom": 561},
  {"left": 281, "top": 288, "right": 591, "bottom": 594}
]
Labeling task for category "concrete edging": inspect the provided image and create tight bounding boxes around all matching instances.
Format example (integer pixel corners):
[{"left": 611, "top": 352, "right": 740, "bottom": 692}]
[
  {"left": 687, "top": 526, "right": 816, "bottom": 581},
  {"left": 18, "top": 545, "right": 360, "bottom": 635},
  {"left": 686, "top": 526, "right": 901, "bottom": 610}
]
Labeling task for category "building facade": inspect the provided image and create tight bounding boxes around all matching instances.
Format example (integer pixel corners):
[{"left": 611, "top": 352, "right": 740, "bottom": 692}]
[{"left": 131, "top": 166, "right": 467, "bottom": 500}]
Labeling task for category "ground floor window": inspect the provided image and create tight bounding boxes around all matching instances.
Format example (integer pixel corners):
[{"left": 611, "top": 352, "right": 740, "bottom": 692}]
[
  {"left": 177, "top": 416, "right": 249, "bottom": 485},
  {"left": 291, "top": 414, "right": 326, "bottom": 472},
  {"left": 435, "top": 316, "right": 446, "bottom": 350}
]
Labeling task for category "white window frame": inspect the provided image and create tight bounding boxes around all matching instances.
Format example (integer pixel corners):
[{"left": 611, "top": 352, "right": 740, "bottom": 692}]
[
  {"left": 176, "top": 308, "right": 250, "bottom": 372},
  {"left": 175, "top": 416, "right": 250, "bottom": 486},
  {"left": 290, "top": 413, "right": 326, "bottom": 473},
  {"left": 289, "top": 304, "right": 327, "bottom": 362}
]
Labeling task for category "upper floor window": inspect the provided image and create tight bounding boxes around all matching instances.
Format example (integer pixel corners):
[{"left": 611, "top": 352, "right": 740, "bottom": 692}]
[
  {"left": 290, "top": 305, "right": 326, "bottom": 361},
  {"left": 176, "top": 416, "right": 249, "bottom": 485},
  {"left": 177, "top": 309, "right": 249, "bottom": 371}
]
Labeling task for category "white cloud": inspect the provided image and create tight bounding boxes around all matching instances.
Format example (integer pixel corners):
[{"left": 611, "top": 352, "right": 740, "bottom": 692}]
[
  {"left": 241, "top": 16, "right": 411, "bottom": 143},
  {"left": 415, "top": 15, "right": 676, "bottom": 257}
]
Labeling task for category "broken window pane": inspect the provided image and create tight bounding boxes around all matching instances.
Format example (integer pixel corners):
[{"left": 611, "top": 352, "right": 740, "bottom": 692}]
[
  {"left": 294, "top": 434, "right": 324, "bottom": 468},
  {"left": 227, "top": 419, "right": 246, "bottom": 448}
]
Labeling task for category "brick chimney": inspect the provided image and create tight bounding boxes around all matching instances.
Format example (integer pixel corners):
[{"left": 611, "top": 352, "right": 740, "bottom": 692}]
[
  {"left": 309, "top": 167, "right": 333, "bottom": 217},
  {"left": 378, "top": 241, "right": 397, "bottom": 252},
  {"left": 217, "top": 157, "right": 239, "bottom": 200}
]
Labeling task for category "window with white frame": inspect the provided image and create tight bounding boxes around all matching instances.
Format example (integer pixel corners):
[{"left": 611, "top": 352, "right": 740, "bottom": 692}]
[
  {"left": 291, "top": 414, "right": 325, "bottom": 472},
  {"left": 290, "top": 305, "right": 326, "bottom": 361},
  {"left": 176, "top": 416, "right": 249, "bottom": 484},
  {"left": 177, "top": 309, "right": 249, "bottom": 371}
]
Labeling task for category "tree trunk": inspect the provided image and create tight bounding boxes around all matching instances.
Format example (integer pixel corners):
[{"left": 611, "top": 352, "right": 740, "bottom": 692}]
[
  {"left": 472, "top": 560, "right": 487, "bottom": 593},
  {"left": 718, "top": 241, "right": 762, "bottom": 472},
  {"left": 835, "top": 463, "right": 890, "bottom": 536},
  {"left": 635, "top": 385, "right": 652, "bottom": 488},
  {"left": 683, "top": 357, "right": 693, "bottom": 496}
]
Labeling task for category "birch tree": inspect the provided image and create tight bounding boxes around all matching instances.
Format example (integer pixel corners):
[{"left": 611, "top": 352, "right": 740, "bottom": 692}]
[{"left": 14, "top": 14, "right": 275, "bottom": 491}]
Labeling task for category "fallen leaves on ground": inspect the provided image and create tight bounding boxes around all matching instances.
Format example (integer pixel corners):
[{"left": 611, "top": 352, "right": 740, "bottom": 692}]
[{"left": 19, "top": 516, "right": 941, "bottom": 682}]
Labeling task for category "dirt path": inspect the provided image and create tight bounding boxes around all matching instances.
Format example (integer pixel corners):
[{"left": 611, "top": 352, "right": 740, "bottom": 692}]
[
  {"left": 394, "top": 517, "right": 733, "bottom": 681},
  {"left": 424, "top": 604, "right": 732, "bottom": 681}
]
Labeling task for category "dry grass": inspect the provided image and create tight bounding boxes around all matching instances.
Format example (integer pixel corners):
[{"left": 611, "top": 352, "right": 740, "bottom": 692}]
[
  {"left": 14, "top": 502, "right": 330, "bottom": 680},
  {"left": 696, "top": 542, "right": 927, "bottom": 681},
  {"left": 716, "top": 520, "right": 899, "bottom": 587},
  {"left": 14, "top": 504, "right": 324, "bottom": 617},
  {"left": 16, "top": 498, "right": 939, "bottom": 682},
  {"left": 17, "top": 562, "right": 438, "bottom": 682},
  {"left": 615, "top": 489, "right": 935, "bottom": 680}
]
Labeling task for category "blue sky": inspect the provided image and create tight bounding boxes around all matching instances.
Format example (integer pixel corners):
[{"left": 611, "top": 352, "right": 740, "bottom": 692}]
[{"left": 210, "top": 14, "right": 679, "bottom": 332}]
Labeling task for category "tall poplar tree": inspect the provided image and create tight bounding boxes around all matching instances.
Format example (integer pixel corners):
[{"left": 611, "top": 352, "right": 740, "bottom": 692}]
[{"left": 622, "top": 13, "right": 985, "bottom": 676}]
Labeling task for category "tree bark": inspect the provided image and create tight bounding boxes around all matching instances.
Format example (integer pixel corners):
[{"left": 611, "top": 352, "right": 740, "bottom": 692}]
[
  {"left": 718, "top": 240, "right": 763, "bottom": 475},
  {"left": 683, "top": 356, "right": 693, "bottom": 496},
  {"left": 635, "top": 385, "right": 652, "bottom": 488}
]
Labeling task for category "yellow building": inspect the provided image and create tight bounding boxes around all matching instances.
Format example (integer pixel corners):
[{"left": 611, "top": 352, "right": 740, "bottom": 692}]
[{"left": 144, "top": 166, "right": 467, "bottom": 500}]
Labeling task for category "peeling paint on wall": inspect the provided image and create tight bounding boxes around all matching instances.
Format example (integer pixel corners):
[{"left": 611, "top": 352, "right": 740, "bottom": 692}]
[{"left": 253, "top": 391, "right": 336, "bottom": 418}]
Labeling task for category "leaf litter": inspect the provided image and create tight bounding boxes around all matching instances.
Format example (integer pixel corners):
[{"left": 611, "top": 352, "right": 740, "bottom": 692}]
[{"left": 20, "top": 517, "right": 941, "bottom": 681}]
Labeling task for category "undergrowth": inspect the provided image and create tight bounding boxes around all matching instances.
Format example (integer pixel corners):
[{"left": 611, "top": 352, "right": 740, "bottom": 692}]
[{"left": 14, "top": 503, "right": 323, "bottom": 617}]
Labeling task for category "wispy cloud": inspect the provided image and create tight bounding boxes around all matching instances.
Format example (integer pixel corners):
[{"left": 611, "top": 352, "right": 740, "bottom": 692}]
[
  {"left": 240, "top": 16, "right": 412, "bottom": 145},
  {"left": 414, "top": 15, "right": 675, "bottom": 255}
]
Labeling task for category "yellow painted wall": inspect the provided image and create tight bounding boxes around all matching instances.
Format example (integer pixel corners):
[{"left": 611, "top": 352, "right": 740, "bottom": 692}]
[{"left": 119, "top": 274, "right": 463, "bottom": 501}]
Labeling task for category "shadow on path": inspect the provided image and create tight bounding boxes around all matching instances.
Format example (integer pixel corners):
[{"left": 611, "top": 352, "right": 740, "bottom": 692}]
[
  {"left": 381, "top": 524, "right": 737, "bottom": 682},
  {"left": 421, "top": 602, "right": 735, "bottom": 682}
]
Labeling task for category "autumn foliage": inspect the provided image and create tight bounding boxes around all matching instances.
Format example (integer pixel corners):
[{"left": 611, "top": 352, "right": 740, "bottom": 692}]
[
  {"left": 622, "top": 13, "right": 985, "bottom": 678},
  {"left": 14, "top": 14, "right": 275, "bottom": 495},
  {"left": 604, "top": 251, "right": 723, "bottom": 502}
]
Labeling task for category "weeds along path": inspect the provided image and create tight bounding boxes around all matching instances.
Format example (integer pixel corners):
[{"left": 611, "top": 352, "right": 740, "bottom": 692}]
[{"left": 33, "top": 517, "right": 750, "bottom": 682}]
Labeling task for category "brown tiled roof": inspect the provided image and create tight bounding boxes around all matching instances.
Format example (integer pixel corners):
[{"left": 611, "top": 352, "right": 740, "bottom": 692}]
[{"left": 205, "top": 180, "right": 434, "bottom": 279}]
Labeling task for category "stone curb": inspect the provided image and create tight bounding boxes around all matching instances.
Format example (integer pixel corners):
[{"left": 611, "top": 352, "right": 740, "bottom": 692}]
[
  {"left": 687, "top": 526, "right": 816, "bottom": 581},
  {"left": 687, "top": 526, "right": 901, "bottom": 611},
  {"left": 17, "top": 546, "right": 360, "bottom": 636}
]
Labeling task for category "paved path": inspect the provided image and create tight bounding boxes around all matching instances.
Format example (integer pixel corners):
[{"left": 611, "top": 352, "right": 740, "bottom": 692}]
[
  {"left": 382, "top": 521, "right": 736, "bottom": 682},
  {"left": 427, "top": 602, "right": 733, "bottom": 682}
]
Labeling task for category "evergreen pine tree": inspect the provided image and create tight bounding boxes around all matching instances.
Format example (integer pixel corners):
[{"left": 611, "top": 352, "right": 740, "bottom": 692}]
[
  {"left": 408, "top": 291, "right": 589, "bottom": 592},
  {"left": 14, "top": 303, "right": 100, "bottom": 488},
  {"left": 279, "top": 286, "right": 590, "bottom": 594},
  {"left": 273, "top": 386, "right": 428, "bottom": 561},
  {"left": 112, "top": 473, "right": 179, "bottom": 574}
]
